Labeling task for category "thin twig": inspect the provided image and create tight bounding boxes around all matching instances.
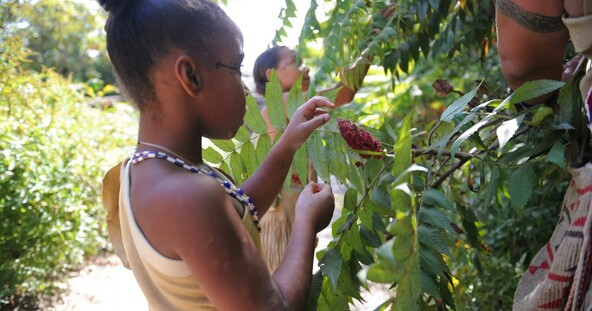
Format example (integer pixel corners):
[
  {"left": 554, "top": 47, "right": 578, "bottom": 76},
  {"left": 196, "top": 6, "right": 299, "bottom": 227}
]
[{"left": 412, "top": 148, "right": 475, "bottom": 161}]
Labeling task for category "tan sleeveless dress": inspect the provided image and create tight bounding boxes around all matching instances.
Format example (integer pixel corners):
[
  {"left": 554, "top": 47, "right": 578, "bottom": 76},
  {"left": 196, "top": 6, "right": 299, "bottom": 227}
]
[{"left": 102, "top": 158, "right": 262, "bottom": 310}]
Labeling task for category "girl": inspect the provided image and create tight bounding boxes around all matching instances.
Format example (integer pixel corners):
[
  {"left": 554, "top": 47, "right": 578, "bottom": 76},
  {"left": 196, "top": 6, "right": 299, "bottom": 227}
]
[
  {"left": 252, "top": 45, "right": 369, "bottom": 272},
  {"left": 99, "top": 0, "right": 336, "bottom": 310}
]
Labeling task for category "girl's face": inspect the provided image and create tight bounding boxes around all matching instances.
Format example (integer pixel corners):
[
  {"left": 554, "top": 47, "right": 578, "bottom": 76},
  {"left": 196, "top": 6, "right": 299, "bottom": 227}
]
[
  {"left": 197, "top": 21, "right": 248, "bottom": 140},
  {"left": 275, "top": 49, "right": 310, "bottom": 92}
]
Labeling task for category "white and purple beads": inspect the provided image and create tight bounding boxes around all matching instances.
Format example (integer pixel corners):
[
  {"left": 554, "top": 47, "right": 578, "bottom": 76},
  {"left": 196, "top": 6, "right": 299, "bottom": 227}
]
[{"left": 131, "top": 150, "right": 261, "bottom": 232}]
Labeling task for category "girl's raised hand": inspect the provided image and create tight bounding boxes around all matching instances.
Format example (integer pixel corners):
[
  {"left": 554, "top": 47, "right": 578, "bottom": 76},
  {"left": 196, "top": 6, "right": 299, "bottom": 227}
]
[
  {"left": 281, "top": 96, "right": 335, "bottom": 152},
  {"left": 294, "top": 182, "right": 335, "bottom": 233}
]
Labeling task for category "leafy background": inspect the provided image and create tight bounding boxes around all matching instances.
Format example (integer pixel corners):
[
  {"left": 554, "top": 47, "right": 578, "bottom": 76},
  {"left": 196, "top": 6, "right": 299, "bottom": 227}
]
[{"left": 0, "top": 0, "right": 584, "bottom": 310}]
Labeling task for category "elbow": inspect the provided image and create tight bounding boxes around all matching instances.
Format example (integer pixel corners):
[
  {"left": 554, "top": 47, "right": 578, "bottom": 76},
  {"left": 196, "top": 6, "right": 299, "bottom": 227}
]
[{"left": 500, "top": 56, "right": 563, "bottom": 91}]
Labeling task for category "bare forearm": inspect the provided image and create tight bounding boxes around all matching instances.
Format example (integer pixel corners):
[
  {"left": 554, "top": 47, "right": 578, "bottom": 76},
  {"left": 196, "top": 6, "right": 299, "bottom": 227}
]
[
  {"left": 242, "top": 134, "right": 296, "bottom": 215},
  {"left": 271, "top": 220, "right": 317, "bottom": 311}
]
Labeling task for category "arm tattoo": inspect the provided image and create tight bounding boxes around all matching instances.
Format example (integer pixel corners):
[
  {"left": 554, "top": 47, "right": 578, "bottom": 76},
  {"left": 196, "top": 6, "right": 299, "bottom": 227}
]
[{"left": 496, "top": 0, "right": 565, "bottom": 33}]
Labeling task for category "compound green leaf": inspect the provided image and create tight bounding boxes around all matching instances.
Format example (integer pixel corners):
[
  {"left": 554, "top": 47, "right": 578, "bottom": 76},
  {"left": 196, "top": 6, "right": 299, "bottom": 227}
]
[
  {"left": 307, "top": 131, "right": 330, "bottom": 183},
  {"left": 422, "top": 189, "right": 455, "bottom": 211},
  {"left": 244, "top": 94, "right": 268, "bottom": 135},
  {"left": 320, "top": 248, "right": 343, "bottom": 290},
  {"left": 211, "top": 139, "right": 236, "bottom": 153},
  {"left": 202, "top": 147, "right": 223, "bottom": 165},
  {"left": 265, "top": 70, "right": 287, "bottom": 130}
]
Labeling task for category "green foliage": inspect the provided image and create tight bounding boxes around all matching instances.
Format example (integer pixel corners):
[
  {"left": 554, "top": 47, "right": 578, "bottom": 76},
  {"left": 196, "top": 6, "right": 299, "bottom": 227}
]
[
  {"left": 2, "top": 0, "right": 113, "bottom": 84},
  {"left": 0, "top": 35, "right": 137, "bottom": 309},
  {"left": 206, "top": 0, "right": 579, "bottom": 308}
]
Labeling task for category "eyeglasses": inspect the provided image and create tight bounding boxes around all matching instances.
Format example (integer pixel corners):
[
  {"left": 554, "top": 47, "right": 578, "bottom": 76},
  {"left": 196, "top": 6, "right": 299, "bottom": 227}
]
[{"left": 216, "top": 61, "right": 242, "bottom": 75}]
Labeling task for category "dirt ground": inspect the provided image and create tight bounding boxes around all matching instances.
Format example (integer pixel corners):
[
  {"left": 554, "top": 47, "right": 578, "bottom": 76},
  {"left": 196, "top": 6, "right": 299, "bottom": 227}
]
[{"left": 51, "top": 180, "right": 391, "bottom": 310}]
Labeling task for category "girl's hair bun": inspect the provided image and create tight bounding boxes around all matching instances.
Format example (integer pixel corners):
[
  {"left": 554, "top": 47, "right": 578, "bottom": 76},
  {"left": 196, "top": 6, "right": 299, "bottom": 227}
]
[{"left": 98, "top": 0, "right": 138, "bottom": 15}]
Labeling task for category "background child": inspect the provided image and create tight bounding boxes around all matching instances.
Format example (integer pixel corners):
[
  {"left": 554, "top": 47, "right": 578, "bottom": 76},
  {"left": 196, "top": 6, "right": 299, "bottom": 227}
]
[
  {"left": 252, "top": 45, "right": 368, "bottom": 272},
  {"left": 98, "top": 0, "right": 336, "bottom": 309}
]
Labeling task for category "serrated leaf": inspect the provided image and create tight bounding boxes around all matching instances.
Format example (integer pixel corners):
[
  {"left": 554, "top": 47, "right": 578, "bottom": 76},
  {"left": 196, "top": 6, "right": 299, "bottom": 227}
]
[
  {"left": 440, "top": 81, "right": 482, "bottom": 122},
  {"left": 337, "top": 258, "right": 364, "bottom": 301},
  {"left": 421, "top": 273, "right": 440, "bottom": 298},
  {"left": 393, "top": 114, "right": 412, "bottom": 181},
  {"left": 547, "top": 140, "right": 566, "bottom": 167},
  {"left": 556, "top": 76, "right": 581, "bottom": 128},
  {"left": 508, "top": 163, "right": 534, "bottom": 209},
  {"left": 293, "top": 143, "right": 308, "bottom": 185},
  {"left": 420, "top": 245, "right": 449, "bottom": 279},
  {"left": 316, "top": 276, "right": 350, "bottom": 311},
  {"left": 371, "top": 186, "right": 392, "bottom": 210},
  {"left": 484, "top": 165, "right": 500, "bottom": 206},
  {"left": 419, "top": 207, "right": 455, "bottom": 233},
  {"left": 255, "top": 134, "right": 271, "bottom": 164},
  {"left": 234, "top": 126, "right": 252, "bottom": 143},
  {"left": 497, "top": 114, "right": 524, "bottom": 150},
  {"left": 422, "top": 189, "right": 455, "bottom": 211},
  {"left": 306, "top": 271, "right": 324, "bottom": 311},
  {"left": 307, "top": 131, "right": 330, "bottom": 183},
  {"left": 211, "top": 139, "right": 236, "bottom": 153},
  {"left": 343, "top": 188, "right": 358, "bottom": 211},
  {"left": 202, "top": 147, "right": 223, "bottom": 165},
  {"left": 345, "top": 224, "right": 374, "bottom": 265},
  {"left": 450, "top": 118, "right": 487, "bottom": 158},
  {"left": 418, "top": 224, "right": 451, "bottom": 257},
  {"left": 265, "top": 70, "right": 287, "bottom": 130},
  {"left": 510, "top": 79, "right": 564, "bottom": 105},
  {"left": 392, "top": 252, "right": 421, "bottom": 311},
  {"left": 287, "top": 76, "right": 303, "bottom": 118},
  {"left": 239, "top": 141, "right": 257, "bottom": 176},
  {"left": 326, "top": 133, "right": 348, "bottom": 185},
  {"left": 244, "top": 93, "right": 268, "bottom": 134},
  {"left": 319, "top": 248, "right": 343, "bottom": 290},
  {"left": 229, "top": 151, "right": 245, "bottom": 184}
]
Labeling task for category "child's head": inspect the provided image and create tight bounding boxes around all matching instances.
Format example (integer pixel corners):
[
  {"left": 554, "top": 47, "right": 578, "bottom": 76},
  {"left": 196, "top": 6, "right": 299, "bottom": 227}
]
[
  {"left": 99, "top": 0, "right": 237, "bottom": 110},
  {"left": 100, "top": 0, "right": 249, "bottom": 139},
  {"left": 253, "top": 46, "right": 310, "bottom": 96}
]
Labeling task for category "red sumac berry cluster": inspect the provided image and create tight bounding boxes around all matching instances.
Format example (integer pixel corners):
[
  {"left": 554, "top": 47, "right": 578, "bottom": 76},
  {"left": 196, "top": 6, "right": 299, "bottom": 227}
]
[{"left": 337, "top": 118, "right": 384, "bottom": 165}]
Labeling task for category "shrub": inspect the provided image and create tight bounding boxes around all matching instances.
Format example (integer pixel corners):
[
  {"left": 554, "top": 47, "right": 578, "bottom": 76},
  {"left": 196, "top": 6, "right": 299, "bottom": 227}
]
[{"left": 0, "top": 36, "right": 137, "bottom": 309}]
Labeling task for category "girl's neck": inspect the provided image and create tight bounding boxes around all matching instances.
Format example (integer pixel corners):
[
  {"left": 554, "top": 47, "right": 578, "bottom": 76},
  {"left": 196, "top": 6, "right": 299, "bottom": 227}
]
[{"left": 137, "top": 121, "right": 203, "bottom": 167}]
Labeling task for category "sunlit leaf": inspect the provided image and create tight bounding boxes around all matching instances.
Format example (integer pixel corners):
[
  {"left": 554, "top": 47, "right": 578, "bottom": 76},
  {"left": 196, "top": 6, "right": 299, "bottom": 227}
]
[
  {"left": 255, "top": 134, "right": 272, "bottom": 164},
  {"left": 210, "top": 139, "right": 236, "bottom": 153},
  {"left": 496, "top": 114, "right": 524, "bottom": 150},
  {"left": 244, "top": 94, "right": 268, "bottom": 135},
  {"left": 266, "top": 70, "right": 287, "bottom": 130},
  {"left": 202, "top": 147, "right": 223, "bottom": 165}
]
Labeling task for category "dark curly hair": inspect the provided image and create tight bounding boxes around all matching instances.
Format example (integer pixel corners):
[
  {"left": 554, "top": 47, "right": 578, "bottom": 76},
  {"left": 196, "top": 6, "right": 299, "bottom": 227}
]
[{"left": 98, "top": 0, "right": 230, "bottom": 110}]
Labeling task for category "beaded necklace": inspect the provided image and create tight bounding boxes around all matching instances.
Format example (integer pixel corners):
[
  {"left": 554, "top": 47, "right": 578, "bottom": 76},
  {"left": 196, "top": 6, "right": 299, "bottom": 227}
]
[{"left": 131, "top": 142, "right": 261, "bottom": 232}]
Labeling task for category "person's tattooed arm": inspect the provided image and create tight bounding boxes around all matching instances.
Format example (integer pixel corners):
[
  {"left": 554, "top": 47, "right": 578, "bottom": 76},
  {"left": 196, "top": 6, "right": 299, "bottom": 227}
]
[{"left": 496, "top": 0, "right": 565, "bottom": 33}]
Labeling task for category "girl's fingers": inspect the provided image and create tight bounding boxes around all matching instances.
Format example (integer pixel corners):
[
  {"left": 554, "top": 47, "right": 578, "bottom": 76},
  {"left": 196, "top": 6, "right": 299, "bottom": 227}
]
[
  {"left": 313, "top": 108, "right": 327, "bottom": 116},
  {"left": 304, "top": 96, "right": 335, "bottom": 111}
]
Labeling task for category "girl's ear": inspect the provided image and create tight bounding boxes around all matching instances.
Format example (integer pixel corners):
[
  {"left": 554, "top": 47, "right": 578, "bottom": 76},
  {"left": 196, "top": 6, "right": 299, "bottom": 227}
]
[
  {"left": 175, "top": 55, "right": 203, "bottom": 96},
  {"left": 265, "top": 68, "right": 273, "bottom": 82}
]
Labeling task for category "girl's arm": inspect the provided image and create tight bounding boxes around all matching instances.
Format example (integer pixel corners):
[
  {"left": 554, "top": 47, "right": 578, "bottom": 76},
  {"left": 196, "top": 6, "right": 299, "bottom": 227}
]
[
  {"left": 241, "top": 96, "right": 334, "bottom": 217},
  {"left": 164, "top": 178, "right": 334, "bottom": 311}
]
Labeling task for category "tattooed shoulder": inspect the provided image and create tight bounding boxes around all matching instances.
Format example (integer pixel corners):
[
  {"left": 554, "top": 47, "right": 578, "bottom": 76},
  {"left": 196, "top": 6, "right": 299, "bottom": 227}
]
[{"left": 496, "top": 0, "right": 565, "bottom": 33}]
